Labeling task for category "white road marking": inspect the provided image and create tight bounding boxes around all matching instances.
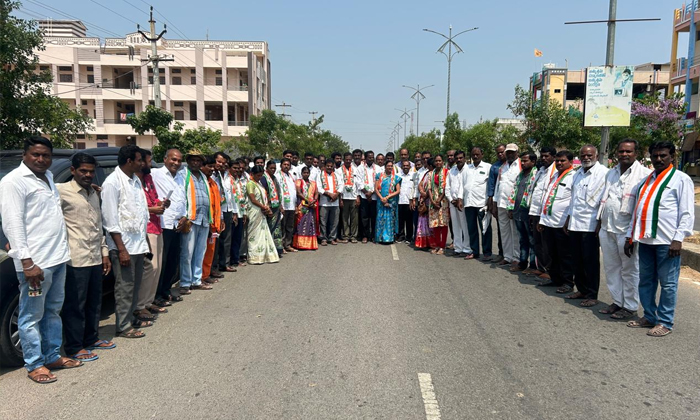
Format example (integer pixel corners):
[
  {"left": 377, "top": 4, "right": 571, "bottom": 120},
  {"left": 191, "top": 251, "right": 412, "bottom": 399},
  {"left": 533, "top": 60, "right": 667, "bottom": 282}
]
[
  {"left": 418, "top": 373, "right": 441, "bottom": 420},
  {"left": 391, "top": 244, "right": 399, "bottom": 260}
]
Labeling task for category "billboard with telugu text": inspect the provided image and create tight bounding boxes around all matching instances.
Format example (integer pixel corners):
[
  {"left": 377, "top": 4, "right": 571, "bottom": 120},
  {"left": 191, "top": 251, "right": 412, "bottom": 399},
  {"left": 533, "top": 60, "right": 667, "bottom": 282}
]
[{"left": 584, "top": 66, "right": 634, "bottom": 127}]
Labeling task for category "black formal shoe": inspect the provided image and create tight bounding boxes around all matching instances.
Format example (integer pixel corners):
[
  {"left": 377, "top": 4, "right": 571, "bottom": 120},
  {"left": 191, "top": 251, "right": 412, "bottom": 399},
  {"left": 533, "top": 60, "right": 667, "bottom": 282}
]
[{"left": 537, "top": 280, "right": 557, "bottom": 287}]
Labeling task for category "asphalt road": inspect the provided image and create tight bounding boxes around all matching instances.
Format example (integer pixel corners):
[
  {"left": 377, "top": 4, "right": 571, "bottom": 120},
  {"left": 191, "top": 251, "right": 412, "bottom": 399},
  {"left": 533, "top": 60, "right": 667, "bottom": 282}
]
[{"left": 1, "top": 242, "right": 700, "bottom": 419}]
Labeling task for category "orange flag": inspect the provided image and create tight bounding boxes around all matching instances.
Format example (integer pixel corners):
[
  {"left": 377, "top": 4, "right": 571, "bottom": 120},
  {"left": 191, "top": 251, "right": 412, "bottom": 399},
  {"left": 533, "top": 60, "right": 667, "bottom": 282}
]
[{"left": 534, "top": 48, "right": 543, "bottom": 57}]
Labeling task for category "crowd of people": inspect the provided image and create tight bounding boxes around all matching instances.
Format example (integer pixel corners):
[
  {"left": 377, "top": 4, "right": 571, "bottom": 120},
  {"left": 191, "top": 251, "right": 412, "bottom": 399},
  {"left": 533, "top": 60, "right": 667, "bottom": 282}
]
[{"left": 0, "top": 135, "right": 693, "bottom": 385}]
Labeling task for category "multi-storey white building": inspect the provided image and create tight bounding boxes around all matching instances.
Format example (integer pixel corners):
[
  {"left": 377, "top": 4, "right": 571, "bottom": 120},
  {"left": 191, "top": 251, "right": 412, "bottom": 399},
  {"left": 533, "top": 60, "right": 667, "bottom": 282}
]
[{"left": 36, "top": 20, "right": 271, "bottom": 149}]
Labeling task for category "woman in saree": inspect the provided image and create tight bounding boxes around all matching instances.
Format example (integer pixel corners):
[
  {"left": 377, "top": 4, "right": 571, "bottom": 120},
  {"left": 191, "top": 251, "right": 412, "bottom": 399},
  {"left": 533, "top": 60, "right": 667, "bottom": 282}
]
[
  {"left": 261, "top": 160, "right": 284, "bottom": 256},
  {"left": 374, "top": 161, "right": 401, "bottom": 244},
  {"left": 245, "top": 165, "right": 280, "bottom": 265},
  {"left": 293, "top": 166, "right": 320, "bottom": 250},
  {"left": 414, "top": 159, "right": 433, "bottom": 249},
  {"left": 428, "top": 154, "right": 450, "bottom": 255}
]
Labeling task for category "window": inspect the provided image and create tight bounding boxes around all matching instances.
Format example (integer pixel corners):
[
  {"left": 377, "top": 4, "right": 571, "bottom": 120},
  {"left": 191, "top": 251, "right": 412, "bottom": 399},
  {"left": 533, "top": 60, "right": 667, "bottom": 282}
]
[
  {"left": 215, "top": 69, "right": 222, "bottom": 75},
  {"left": 59, "top": 74, "right": 73, "bottom": 83},
  {"left": 174, "top": 110, "right": 185, "bottom": 120},
  {"left": 75, "top": 142, "right": 86, "bottom": 149},
  {"left": 554, "top": 89, "right": 561, "bottom": 93},
  {"left": 215, "top": 77, "right": 222, "bottom": 86},
  {"left": 81, "top": 99, "right": 88, "bottom": 105},
  {"left": 174, "top": 101, "right": 184, "bottom": 106},
  {"left": 96, "top": 135, "right": 108, "bottom": 140},
  {"left": 190, "top": 69, "right": 196, "bottom": 74},
  {"left": 692, "top": 82, "right": 699, "bottom": 96},
  {"left": 39, "top": 65, "right": 49, "bottom": 72},
  {"left": 172, "top": 68, "right": 181, "bottom": 74},
  {"left": 97, "top": 142, "right": 109, "bottom": 148},
  {"left": 76, "top": 134, "right": 86, "bottom": 139},
  {"left": 116, "top": 102, "right": 122, "bottom": 108},
  {"left": 87, "top": 75, "right": 94, "bottom": 83},
  {"left": 58, "top": 66, "right": 72, "bottom": 71},
  {"left": 191, "top": 76, "right": 197, "bottom": 84},
  {"left": 172, "top": 77, "right": 181, "bottom": 85},
  {"left": 148, "top": 67, "right": 153, "bottom": 73},
  {"left": 148, "top": 76, "right": 153, "bottom": 84},
  {"left": 87, "top": 66, "right": 94, "bottom": 72},
  {"left": 159, "top": 76, "right": 165, "bottom": 85}
]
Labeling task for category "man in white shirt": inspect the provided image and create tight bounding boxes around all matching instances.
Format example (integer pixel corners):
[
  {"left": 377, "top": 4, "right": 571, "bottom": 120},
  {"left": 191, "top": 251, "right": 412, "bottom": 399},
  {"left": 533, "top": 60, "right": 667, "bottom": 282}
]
[
  {"left": 625, "top": 141, "right": 695, "bottom": 337},
  {"left": 397, "top": 160, "right": 416, "bottom": 243},
  {"left": 446, "top": 150, "right": 471, "bottom": 256},
  {"left": 563, "top": 145, "right": 609, "bottom": 306},
  {"left": 399, "top": 148, "right": 416, "bottom": 171},
  {"left": 101, "top": 145, "right": 150, "bottom": 339},
  {"left": 318, "top": 160, "right": 341, "bottom": 245},
  {"left": 294, "top": 152, "right": 320, "bottom": 183},
  {"left": 276, "top": 157, "right": 298, "bottom": 252},
  {"left": 463, "top": 147, "right": 492, "bottom": 259},
  {"left": 493, "top": 143, "right": 521, "bottom": 266},
  {"left": 152, "top": 149, "right": 187, "bottom": 305},
  {"left": 537, "top": 150, "right": 575, "bottom": 292},
  {"left": 597, "top": 140, "right": 651, "bottom": 320},
  {"left": 527, "top": 147, "right": 557, "bottom": 279},
  {"left": 336, "top": 152, "right": 360, "bottom": 243},
  {"left": 213, "top": 152, "right": 239, "bottom": 273},
  {"left": 0, "top": 137, "right": 78, "bottom": 382},
  {"left": 358, "top": 150, "right": 379, "bottom": 243}
]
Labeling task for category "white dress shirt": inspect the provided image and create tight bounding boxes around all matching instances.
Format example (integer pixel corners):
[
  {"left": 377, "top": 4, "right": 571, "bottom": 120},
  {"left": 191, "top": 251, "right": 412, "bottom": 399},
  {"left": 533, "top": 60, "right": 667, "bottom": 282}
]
[
  {"left": 413, "top": 167, "right": 428, "bottom": 199},
  {"left": 529, "top": 163, "right": 556, "bottom": 216},
  {"left": 317, "top": 170, "right": 341, "bottom": 207},
  {"left": 101, "top": 168, "right": 149, "bottom": 255},
  {"left": 336, "top": 164, "right": 359, "bottom": 200},
  {"left": 220, "top": 171, "right": 240, "bottom": 215},
  {"left": 356, "top": 163, "right": 379, "bottom": 200},
  {"left": 152, "top": 165, "right": 187, "bottom": 229},
  {"left": 539, "top": 168, "right": 574, "bottom": 228},
  {"left": 0, "top": 163, "right": 70, "bottom": 272},
  {"left": 398, "top": 171, "right": 415, "bottom": 205},
  {"left": 566, "top": 162, "right": 609, "bottom": 232},
  {"left": 276, "top": 170, "right": 298, "bottom": 211},
  {"left": 446, "top": 164, "right": 465, "bottom": 203},
  {"left": 293, "top": 164, "right": 320, "bottom": 183},
  {"left": 599, "top": 161, "right": 651, "bottom": 235},
  {"left": 627, "top": 168, "right": 695, "bottom": 245},
  {"left": 463, "top": 161, "right": 491, "bottom": 208},
  {"left": 495, "top": 159, "right": 521, "bottom": 209}
]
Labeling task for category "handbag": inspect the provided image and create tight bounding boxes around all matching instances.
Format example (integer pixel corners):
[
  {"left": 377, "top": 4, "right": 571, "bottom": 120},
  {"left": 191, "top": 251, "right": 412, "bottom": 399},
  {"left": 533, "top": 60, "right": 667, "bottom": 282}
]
[
  {"left": 418, "top": 201, "right": 428, "bottom": 215},
  {"left": 180, "top": 219, "right": 193, "bottom": 233}
]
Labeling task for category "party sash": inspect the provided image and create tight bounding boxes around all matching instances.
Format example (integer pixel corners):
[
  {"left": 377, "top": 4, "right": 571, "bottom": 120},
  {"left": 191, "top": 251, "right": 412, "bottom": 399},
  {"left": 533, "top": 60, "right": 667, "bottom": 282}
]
[
  {"left": 264, "top": 172, "right": 280, "bottom": 208},
  {"left": 543, "top": 167, "right": 573, "bottom": 216},
  {"left": 631, "top": 165, "right": 676, "bottom": 239},
  {"left": 185, "top": 169, "right": 213, "bottom": 224}
]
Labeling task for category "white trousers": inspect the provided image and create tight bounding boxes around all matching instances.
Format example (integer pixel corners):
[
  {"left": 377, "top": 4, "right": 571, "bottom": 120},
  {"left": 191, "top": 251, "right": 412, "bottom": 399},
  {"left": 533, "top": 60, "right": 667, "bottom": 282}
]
[
  {"left": 599, "top": 229, "right": 640, "bottom": 311},
  {"left": 497, "top": 207, "right": 519, "bottom": 263},
  {"left": 449, "top": 203, "right": 471, "bottom": 254}
]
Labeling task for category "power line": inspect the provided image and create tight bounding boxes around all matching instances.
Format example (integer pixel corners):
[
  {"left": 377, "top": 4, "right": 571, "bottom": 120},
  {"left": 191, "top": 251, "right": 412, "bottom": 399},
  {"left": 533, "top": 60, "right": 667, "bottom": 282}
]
[
  {"left": 89, "top": 0, "right": 138, "bottom": 25},
  {"left": 120, "top": 0, "right": 148, "bottom": 14}
]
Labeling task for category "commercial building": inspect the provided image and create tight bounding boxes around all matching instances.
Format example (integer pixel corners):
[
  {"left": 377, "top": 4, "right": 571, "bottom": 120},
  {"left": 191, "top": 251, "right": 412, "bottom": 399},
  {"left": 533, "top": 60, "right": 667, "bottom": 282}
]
[
  {"left": 529, "top": 63, "right": 669, "bottom": 112},
  {"left": 36, "top": 19, "right": 271, "bottom": 149}
]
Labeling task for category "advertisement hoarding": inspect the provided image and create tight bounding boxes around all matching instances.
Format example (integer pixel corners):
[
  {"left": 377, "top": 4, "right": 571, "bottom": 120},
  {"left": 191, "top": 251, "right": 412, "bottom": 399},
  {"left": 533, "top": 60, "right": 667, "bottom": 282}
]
[{"left": 584, "top": 66, "right": 634, "bottom": 127}]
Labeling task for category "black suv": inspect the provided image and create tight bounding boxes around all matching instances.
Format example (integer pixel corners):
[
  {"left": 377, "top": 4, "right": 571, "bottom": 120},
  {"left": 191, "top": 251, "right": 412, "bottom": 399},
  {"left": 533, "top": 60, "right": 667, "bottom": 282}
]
[{"left": 0, "top": 147, "right": 121, "bottom": 367}]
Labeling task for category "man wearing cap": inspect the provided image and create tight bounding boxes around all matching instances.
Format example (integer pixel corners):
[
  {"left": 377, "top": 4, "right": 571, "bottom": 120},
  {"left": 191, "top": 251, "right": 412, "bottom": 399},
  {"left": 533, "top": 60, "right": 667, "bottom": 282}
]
[
  {"left": 179, "top": 149, "right": 213, "bottom": 295},
  {"left": 493, "top": 143, "right": 521, "bottom": 267}
]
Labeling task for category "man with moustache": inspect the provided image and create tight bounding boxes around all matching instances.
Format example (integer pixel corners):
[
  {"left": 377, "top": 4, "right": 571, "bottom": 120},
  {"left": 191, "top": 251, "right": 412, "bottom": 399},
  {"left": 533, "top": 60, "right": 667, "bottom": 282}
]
[
  {"left": 463, "top": 147, "right": 492, "bottom": 260},
  {"left": 563, "top": 145, "right": 608, "bottom": 307},
  {"left": 486, "top": 144, "right": 507, "bottom": 262},
  {"left": 527, "top": 146, "right": 557, "bottom": 280},
  {"left": 357, "top": 150, "right": 380, "bottom": 243}
]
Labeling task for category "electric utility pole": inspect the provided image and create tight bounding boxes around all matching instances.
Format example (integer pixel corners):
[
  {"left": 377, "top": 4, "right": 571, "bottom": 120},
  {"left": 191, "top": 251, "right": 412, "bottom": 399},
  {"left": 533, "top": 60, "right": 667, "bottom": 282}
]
[
  {"left": 309, "top": 111, "right": 318, "bottom": 124},
  {"left": 423, "top": 25, "right": 478, "bottom": 119},
  {"left": 275, "top": 102, "right": 292, "bottom": 119},
  {"left": 565, "top": 0, "right": 659, "bottom": 165},
  {"left": 138, "top": 6, "right": 172, "bottom": 109},
  {"left": 402, "top": 84, "right": 434, "bottom": 136}
]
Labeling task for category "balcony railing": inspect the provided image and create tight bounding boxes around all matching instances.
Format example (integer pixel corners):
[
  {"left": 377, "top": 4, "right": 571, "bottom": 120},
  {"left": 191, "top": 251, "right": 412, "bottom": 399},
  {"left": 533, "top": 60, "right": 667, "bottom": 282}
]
[
  {"left": 227, "top": 86, "right": 249, "bottom": 91},
  {"left": 227, "top": 121, "right": 249, "bottom": 126},
  {"left": 103, "top": 119, "right": 132, "bottom": 124}
]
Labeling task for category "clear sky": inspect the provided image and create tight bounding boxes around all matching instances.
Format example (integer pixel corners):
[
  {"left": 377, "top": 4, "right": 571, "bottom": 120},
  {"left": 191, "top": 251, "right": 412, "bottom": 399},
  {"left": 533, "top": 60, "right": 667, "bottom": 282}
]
[{"left": 18, "top": 0, "right": 679, "bottom": 152}]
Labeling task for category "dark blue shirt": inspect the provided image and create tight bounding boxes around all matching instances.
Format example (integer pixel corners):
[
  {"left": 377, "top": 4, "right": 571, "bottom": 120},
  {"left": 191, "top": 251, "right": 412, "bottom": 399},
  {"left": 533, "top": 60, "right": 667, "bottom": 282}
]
[{"left": 487, "top": 160, "right": 504, "bottom": 198}]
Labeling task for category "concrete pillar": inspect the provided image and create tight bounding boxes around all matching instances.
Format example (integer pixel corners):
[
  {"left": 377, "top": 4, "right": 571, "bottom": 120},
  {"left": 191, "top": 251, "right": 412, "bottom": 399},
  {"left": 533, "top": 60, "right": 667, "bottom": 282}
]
[
  {"left": 196, "top": 47, "right": 205, "bottom": 128},
  {"left": 221, "top": 52, "right": 228, "bottom": 136}
]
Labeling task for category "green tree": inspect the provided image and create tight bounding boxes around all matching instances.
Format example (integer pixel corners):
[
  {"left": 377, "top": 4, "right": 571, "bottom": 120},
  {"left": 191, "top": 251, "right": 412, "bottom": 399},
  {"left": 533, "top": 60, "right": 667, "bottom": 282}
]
[
  {"left": 441, "top": 113, "right": 467, "bottom": 153},
  {"left": 398, "top": 129, "right": 442, "bottom": 157},
  {"left": 1, "top": 0, "right": 92, "bottom": 149},
  {"left": 464, "top": 120, "right": 499, "bottom": 162}
]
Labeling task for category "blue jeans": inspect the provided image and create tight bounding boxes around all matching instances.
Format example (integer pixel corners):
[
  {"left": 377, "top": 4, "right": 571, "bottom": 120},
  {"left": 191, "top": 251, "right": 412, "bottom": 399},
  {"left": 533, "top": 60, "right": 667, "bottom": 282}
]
[
  {"left": 17, "top": 263, "right": 66, "bottom": 372},
  {"left": 638, "top": 243, "right": 681, "bottom": 329},
  {"left": 180, "top": 223, "right": 209, "bottom": 288},
  {"left": 514, "top": 217, "right": 535, "bottom": 269}
]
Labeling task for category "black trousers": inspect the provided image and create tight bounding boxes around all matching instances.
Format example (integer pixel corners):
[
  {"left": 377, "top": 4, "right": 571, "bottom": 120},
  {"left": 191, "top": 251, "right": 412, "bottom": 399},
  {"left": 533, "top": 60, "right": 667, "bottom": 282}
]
[
  {"left": 282, "top": 209, "right": 296, "bottom": 248},
  {"left": 570, "top": 231, "right": 601, "bottom": 299},
  {"left": 61, "top": 264, "right": 102, "bottom": 355},
  {"left": 542, "top": 226, "right": 574, "bottom": 287},
  {"left": 359, "top": 198, "right": 376, "bottom": 241},
  {"left": 156, "top": 228, "right": 180, "bottom": 300},
  {"left": 464, "top": 207, "right": 493, "bottom": 258},
  {"left": 397, "top": 204, "right": 413, "bottom": 241},
  {"left": 412, "top": 208, "right": 419, "bottom": 241},
  {"left": 496, "top": 213, "right": 503, "bottom": 256},
  {"left": 217, "top": 211, "right": 233, "bottom": 269},
  {"left": 230, "top": 217, "right": 245, "bottom": 265}
]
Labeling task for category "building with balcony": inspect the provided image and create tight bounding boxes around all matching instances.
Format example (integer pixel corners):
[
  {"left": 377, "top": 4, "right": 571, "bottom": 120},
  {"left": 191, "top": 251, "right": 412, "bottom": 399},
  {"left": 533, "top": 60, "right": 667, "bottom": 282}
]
[
  {"left": 35, "top": 20, "right": 271, "bottom": 149},
  {"left": 530, "top": 63, "right": 669, "bottom": 113}
]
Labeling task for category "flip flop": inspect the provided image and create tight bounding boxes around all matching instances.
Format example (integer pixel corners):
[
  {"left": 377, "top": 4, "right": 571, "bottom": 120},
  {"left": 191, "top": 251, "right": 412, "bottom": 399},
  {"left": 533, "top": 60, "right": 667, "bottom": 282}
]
[
  {"left": 70, "top": 350, "right": 99, "bottom": 362},
  {"left": 46, "top": 357, "right": 83, "bottom": 370},
  {"left": 87, "top": 340, "right": 116, "bottom": 350},
  {"left": 28, "top": 367, "right": 57, "bottom": 384}
]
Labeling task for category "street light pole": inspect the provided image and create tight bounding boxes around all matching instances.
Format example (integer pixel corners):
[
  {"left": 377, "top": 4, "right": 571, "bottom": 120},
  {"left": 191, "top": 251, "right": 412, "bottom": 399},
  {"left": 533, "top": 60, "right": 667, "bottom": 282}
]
[
  {"left": 423, "top": 25, "right": 478, "bottom": 119},
  {"left": 396, "top": 107, "right": 415, "bottom": 142},
  {"left": 402, "top": 84, "right": 434, "bottom": 135}
]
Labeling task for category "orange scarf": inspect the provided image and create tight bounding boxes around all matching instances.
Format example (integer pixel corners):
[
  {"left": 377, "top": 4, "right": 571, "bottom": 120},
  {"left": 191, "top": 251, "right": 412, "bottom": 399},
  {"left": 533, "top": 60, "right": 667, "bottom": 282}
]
[{"left": 207, "top": 177, "right": 222, "bottom": 232}]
